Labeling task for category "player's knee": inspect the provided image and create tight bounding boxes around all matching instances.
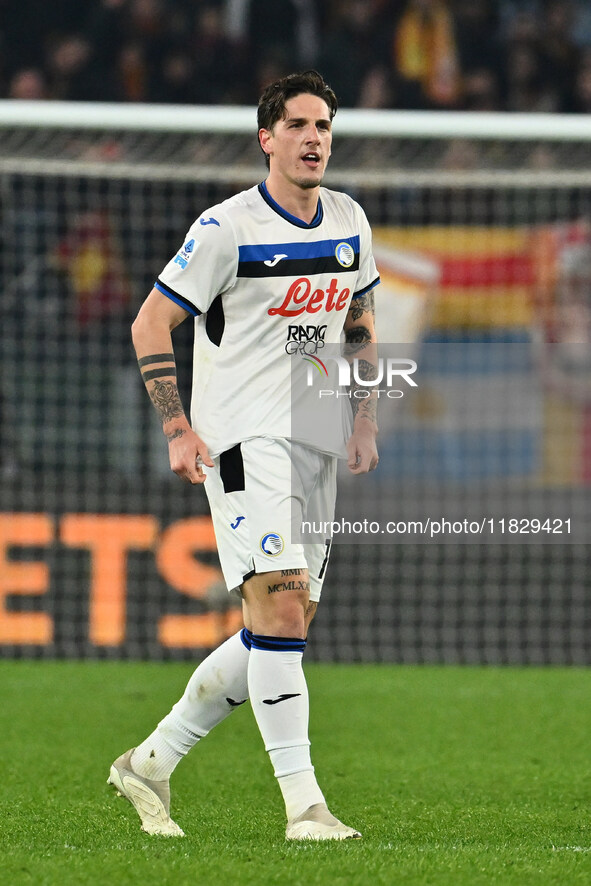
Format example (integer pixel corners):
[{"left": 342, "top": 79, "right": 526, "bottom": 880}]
[
  {"left": 265, "top": 585, "right": 308, "bottom": 636},
  {"left": 276, "top": 593, "right": 308, "bottom": 627},
  {"left": 243, "top": 569, "right": 309, "bottom": 637}
]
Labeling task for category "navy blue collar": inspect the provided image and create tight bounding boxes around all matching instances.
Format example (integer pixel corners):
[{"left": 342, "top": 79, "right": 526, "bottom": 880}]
[{"left": 258, "top": 181, "right": 323, "bottom": 229}]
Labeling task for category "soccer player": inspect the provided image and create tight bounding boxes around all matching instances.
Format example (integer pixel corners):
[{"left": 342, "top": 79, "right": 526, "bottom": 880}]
[{"left": 108, "top": 70, "right": 380, "bottom": 841}]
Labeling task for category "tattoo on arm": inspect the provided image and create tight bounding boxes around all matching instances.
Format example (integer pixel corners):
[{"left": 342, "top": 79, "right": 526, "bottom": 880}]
[
  {"left": 165, "top": 427, "right": 186, "bottom": 443},
  {"left": 139, "top": 353, "right": 177, "bottom": 383},
  {"left": 349, "top": 358, "right": 378, "bottom": 422},
  {"left": 349, "top": 291, "right": 375, "bottom": 323},
  {"left": 353, "top": 358, "right": 378, "bottom": 382},
  {"left": 351, "top": 396, "right": 377, "bottom": 423},
  {"left": 138, "top": 352, "right": 175, "bottom": 368},
  {"left": 148, "top": 380, "right": 185, "bottom": 424},
  {"left": 142, "top": 367, "right": 177, "bottom": 382},
  {"left": 138, "top": 353, "right": 183, "bottom": 424},
  {"left": 343, "top": 325, "right": 372, "bottom": 356}
]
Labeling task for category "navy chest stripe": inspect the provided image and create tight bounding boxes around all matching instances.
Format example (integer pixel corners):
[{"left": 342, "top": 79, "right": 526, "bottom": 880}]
[
  {"left": 239, "top": 235, "right": 360, "bottom": 263},
  {"left": 237, "top": 254, "right": 360, "bottom": 278}
]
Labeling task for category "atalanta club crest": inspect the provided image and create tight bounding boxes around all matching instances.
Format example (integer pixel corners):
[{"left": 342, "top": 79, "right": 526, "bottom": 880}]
[
  {"left": 260, "top": 533, "right": 284, "bottom": 555},
  {"left": 335, "top": 242, "right": 355, "bottom": 267}
]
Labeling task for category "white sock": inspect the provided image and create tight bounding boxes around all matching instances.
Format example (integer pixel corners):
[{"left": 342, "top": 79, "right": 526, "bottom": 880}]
[
  {"left": 277, "top": 770, "right": 326, "bottom": 821},
  {"left": 130, "top": 728, "right": 185, "bottom": 781},
  {"left": 131, "top": 628, "right": 251, "bottom": 780},
  {"left": 247, "top": 635, "right": 325, "bottom": 820}
]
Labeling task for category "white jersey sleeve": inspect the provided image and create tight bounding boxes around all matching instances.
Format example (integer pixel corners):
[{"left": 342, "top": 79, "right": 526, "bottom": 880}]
[
  {"left": 154, "top": 211, "right": 238, "bottom": 315},
  {"left": 353, "top": 203, "right": 380, "bottom": 299}
]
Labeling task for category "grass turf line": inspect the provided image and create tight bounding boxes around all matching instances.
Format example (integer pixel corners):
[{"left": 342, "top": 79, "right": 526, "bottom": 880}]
[{"left": 1, "top": 661, "right": 591, "bottom": 885}]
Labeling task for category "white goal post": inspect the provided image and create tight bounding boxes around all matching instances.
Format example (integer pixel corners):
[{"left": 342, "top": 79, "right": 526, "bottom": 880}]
[
  {"left": 5, "top": 99, "right": 591, "bottom": 138},
  {"left": 2, "top": 100, "right": 591, "bottom": 187}
]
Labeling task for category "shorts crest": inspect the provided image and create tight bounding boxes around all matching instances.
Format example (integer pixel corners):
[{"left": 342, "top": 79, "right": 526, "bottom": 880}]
[{"left": 260, "top": 533, "right": 284, "bottom": 556}]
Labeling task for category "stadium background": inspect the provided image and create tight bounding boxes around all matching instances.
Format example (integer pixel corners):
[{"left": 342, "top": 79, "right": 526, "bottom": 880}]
[{"left": 1, "top": 0, "right": 591, "bottom": 665}]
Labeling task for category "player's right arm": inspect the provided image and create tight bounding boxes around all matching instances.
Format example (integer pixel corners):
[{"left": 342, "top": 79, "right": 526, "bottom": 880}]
[{"left": 131, "top": 287, "right": 214, "bottom": 484}]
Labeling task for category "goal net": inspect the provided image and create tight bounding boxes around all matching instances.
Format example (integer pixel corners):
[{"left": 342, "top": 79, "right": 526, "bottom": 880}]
[{"left": 1, "top": 101, "right": 590, "bottom": 663}]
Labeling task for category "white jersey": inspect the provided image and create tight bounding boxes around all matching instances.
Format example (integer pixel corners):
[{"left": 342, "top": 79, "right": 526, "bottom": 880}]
[{"left": 155, "top": 182, "right": 380, "bottom": 458}]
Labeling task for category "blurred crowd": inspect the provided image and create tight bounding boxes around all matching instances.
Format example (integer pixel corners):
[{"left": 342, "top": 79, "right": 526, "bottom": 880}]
[{"left": 3, "top": 0, "right": 591, "bottom": 112}]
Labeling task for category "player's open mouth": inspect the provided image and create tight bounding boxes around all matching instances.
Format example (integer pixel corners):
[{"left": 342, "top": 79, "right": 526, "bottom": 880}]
[{"left": 302, "top": 152, "right": 320, "bottom": 168}]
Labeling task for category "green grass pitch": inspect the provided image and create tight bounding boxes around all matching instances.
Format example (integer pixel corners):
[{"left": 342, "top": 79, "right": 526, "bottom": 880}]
[{"left": 2, "top": 661, "right": 591, "bottom": 886}]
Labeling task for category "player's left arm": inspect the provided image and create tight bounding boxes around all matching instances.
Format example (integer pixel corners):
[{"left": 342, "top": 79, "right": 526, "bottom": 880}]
[{"left": 343, "top": 288, "right": 379, "bottom": 474}]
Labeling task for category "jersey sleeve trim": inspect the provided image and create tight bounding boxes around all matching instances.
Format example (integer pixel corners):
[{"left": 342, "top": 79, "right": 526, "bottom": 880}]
[
  {"left": 352, "top": 276, "right": 380, "bottom": 299},
  {"left": 155, "top": 279, "right": 201, "bottom": 316}
]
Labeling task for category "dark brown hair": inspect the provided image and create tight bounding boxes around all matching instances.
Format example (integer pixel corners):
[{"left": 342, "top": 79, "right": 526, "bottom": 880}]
[{"left": 257, "top": 70, "right": 338, "bottom": 166}]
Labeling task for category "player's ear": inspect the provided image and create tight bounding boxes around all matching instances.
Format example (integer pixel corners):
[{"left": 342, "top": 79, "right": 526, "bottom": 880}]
[{"left": 259, "top": 128, "right": 272, "bottom": 159}]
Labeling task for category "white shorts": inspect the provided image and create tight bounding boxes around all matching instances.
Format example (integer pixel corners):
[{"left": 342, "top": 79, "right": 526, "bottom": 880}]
[{"left": 204, "top": 437, "right": 336, "bottom": 602}]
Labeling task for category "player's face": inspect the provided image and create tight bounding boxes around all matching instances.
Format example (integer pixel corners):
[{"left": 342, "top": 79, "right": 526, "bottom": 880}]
[{"left": 260, "top": 93, "right": 333, "bottom": 190}]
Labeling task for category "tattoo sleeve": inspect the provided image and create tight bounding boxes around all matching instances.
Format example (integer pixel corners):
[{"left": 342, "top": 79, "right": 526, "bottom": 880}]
[
  {"left": 138, "top": 352, "right": 185, "bottom": 426},
  {"left": 349, "top": 358, "right": 378, "bottom": 422},
  {"left": 344, "top": 293, "right": 378, "bottom": 425},
  {"left": 349, "top": 291, "right": 375, "bottom": 323},
  {"left": 343, "top": 324, "right": 372, "bottom": 356},
  {"left": 148, "top": 380, "right": 185, "bottom": 424}
]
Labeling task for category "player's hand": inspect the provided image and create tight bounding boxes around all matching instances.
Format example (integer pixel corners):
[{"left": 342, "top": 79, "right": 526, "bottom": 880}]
[
  {"left": 347, "top": 424, "right": 379, "bottom": 475},
  {"left": 167, "top": 426, "right": 214, "bottom": 484}
]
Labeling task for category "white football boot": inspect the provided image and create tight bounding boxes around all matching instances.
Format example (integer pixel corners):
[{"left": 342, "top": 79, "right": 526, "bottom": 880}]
[
  {"left": 108, "top": 749, "right": 184, "bottom": 836},
  {"left": 285, "top": 803, "right": 361, "bottom": 841}
]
